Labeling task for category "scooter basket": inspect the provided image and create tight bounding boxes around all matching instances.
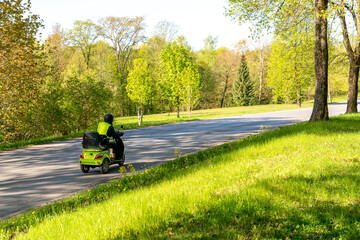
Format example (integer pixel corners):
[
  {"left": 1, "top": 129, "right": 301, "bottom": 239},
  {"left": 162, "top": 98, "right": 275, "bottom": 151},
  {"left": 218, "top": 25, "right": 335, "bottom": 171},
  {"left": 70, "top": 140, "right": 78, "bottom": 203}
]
[{"left": 82, "top": 131, "right": 101, "bottom": 149}]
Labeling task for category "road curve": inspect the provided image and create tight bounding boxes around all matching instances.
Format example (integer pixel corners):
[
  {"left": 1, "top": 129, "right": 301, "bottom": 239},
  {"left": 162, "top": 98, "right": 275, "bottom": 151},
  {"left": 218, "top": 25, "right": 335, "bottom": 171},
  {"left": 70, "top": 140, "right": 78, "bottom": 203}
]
[{"left": 0, "top": 102, "right": 350, "bottom": 219}]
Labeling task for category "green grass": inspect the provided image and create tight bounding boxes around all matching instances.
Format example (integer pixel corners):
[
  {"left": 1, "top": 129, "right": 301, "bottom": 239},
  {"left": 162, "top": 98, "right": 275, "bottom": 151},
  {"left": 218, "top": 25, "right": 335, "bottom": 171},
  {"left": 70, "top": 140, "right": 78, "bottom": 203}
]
[
  {"left": 0, "top": 95, "right": 347, "bottom": 152},
  {"left": 1, "top": 111, "right": 360, "bottom": 239}
]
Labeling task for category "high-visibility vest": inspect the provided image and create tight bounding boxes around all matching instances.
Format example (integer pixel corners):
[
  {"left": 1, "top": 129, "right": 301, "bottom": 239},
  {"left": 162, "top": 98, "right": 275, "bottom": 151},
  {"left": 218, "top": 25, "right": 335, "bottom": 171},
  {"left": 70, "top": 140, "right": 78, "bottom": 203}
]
[{"left": 97, "top": 122, "right": 111, "bottom": 136}]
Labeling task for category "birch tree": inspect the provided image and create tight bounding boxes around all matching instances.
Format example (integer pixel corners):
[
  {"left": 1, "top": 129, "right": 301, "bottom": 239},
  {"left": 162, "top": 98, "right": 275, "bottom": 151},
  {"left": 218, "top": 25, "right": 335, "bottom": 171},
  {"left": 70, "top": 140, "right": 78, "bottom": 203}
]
[{"left": 180, "top": 63, "right": 201, "bottom": 118}]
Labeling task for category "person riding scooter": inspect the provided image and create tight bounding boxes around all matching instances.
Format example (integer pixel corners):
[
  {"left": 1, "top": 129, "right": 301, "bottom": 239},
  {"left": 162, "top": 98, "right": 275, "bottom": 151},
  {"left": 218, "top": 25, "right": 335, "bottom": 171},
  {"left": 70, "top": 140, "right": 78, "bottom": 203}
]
[{"left": 97, "top": 113, "right": 124, "bottom": 160}]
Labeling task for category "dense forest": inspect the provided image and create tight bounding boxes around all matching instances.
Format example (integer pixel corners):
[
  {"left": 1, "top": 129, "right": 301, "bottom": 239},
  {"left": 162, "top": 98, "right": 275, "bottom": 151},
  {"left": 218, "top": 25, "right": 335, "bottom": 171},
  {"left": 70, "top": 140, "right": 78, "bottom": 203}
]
[{"left": 0, "top": 0, "right": 350, "bottom": 144}]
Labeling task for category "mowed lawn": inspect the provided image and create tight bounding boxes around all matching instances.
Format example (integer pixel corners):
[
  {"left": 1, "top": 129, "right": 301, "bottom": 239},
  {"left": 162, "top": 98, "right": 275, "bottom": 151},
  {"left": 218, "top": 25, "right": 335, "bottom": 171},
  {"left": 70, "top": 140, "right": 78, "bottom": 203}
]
[{"left": 1, "top": 112, "right": 360, "bottom": 239}]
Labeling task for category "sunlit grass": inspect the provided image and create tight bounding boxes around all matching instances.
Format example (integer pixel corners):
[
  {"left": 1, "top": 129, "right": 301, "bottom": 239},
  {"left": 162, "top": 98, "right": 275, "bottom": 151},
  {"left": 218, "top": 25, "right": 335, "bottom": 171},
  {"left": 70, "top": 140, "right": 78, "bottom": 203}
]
[
  {"left": 2, "top": 112, "right": 360, "bottom": 239},
  {"left": 112, "top": 95, "right": 346, "bottom": 129}
]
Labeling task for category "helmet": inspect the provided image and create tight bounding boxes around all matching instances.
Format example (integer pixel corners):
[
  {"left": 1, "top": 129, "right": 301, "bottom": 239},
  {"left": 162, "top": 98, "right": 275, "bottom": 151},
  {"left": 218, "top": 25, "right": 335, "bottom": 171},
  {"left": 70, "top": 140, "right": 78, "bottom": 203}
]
[{"left": 104, "top": 113, "right": 114, "bottom": 124}]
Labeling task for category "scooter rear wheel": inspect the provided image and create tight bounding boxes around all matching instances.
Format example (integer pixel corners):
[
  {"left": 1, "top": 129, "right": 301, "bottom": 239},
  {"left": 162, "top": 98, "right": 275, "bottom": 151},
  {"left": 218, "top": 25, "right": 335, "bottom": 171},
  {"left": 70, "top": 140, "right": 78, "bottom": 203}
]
[
  {"left": 81, "top": 165, "right": 90, "bottom": 173},
  {"left": 100, "top": 159, "right": 110, "bottom": 174}
]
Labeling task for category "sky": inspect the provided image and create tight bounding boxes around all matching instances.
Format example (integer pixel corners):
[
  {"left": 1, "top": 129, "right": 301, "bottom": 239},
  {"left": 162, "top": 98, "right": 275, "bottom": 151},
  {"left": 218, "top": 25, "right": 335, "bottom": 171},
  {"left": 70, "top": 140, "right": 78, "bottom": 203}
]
[{"left": 30, "top": 0, "right": 251, "bottom": 51}]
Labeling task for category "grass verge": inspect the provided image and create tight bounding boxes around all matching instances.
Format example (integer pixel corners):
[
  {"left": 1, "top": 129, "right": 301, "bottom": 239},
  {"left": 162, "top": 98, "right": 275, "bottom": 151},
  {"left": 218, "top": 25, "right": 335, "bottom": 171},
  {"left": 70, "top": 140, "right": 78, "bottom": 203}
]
[
  {"left": 1, "top": 112, "right": 359, "bottom": 239},
  {"left": 0, "top": 95, "right": 347, "bottom": 152}
]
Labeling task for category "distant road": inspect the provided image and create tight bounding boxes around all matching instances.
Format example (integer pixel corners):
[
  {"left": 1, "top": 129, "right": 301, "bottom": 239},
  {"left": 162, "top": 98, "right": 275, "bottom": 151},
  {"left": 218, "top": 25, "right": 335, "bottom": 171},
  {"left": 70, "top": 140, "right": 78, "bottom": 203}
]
[{"left": 0, "top": 102, "right": 351, "bottom": 219}]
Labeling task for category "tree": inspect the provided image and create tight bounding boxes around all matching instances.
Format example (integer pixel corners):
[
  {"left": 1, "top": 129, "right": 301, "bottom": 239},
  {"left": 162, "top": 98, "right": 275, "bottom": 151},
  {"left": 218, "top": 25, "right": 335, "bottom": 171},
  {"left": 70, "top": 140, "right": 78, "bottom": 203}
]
[
  {"left": 329, "top": 0, "right": 360, "bottom": 113},
  {"left": 44, "top": 24, "right": 69, "bottom": 81},
  {"left": 267, "top": 28, "right": 315, "bottom": 106},
  {"left": 0, "top": 0, "right": 44, "bottom": 142},
  {"left": 126, "top": 58, "right": 153, "bottom": 125},
  {"left": 252, "top": 40, "right": 269, "bottom": 105},
  {"left": 159, "top": 38, "right": 197, "bottom": 117},
  {"left": 67, "top": 20, "right": 100, "bottom": 70},
  {"left": 153, "top": 20, "right": 179, "bottom": 43},
  {"left": 310, "top": 0, "right": 329, "bottom": 121},
  {"left": 180, "top": 63, "right": 202, "bottom": 118},
  {"left": 92, "top": 41, "right": 119, "bottom": 104},
  {"left": 226, "top": 0, "right": 314, "bottom": 36},
  {"left": 232, "top": 54, "right": 255, "bottom": 106},
  {"left": 99, "top": 16, "right": 145, "bottom": 77},
  {"left": 196, "top": 36, "right": 219, "bottom": 109},
  {"left": 245, "top": 43, "right": 272, "bottom": 105},
  {"left": 328, "top": 43, "right": 349, "bottom": 101},
  {"left": 132, "top": 36, "right": 167, "bottom": 114},
  {"left": 227, "top": 0, "right": 330, "bottom": 120},
  {"left": 226, "top": 0, "right": 312, "bottom": 107},
  {"left": 99, "top": 16, "right": 146, "bottom": 116},
  {"left": 41, "top": 66, "right": 112, "bottom": 135},
  {"left": 216, "top": 48, "right": 239, "bottom": 108}
]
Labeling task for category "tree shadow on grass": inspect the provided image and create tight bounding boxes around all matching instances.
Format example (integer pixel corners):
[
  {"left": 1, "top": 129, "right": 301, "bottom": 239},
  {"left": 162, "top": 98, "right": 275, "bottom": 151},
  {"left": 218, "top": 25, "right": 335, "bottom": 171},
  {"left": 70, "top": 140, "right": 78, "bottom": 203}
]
[
  {"left": 111, "top": 164, "right": 360, "bottom": 239},
  {"left": 86, "top": 114, "right": 360, "bottom": 239}
]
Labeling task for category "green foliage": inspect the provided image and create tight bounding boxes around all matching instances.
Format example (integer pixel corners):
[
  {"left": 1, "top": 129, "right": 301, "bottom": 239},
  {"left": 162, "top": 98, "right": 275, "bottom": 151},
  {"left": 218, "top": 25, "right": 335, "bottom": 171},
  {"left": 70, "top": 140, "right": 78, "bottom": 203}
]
[
  {"left": 98, "top": 16, "right": 146, "bottom": 116},
  {"left": 232, "top": 54, "right": 255, "bottom": 106},
  {"left": 226, "top": 0, "right": 314, "bottom": 36},
  {"left": 39, "top": 67, "right": 112, "bottom": 135},
  {"left": 328, "top": 43, "right": 348, "bottom": 99},
  {"left": 245, "top": 44, "right": 273, "bottom": 104},
  {"left": 180, "top": 63, "right": 202, "bottom": 118},
  {"left": 215, "top": 48, "right": 239, "bottom": 108},
  {"left": 67, "top": 20, "right": 100, "bottom": 70},
  {"left": 266, "top": 22, "right": 315, "bottom": 104},
  {"left": 131, "top": 37, "right": 166, "bottom": 114},
  {"left": 196, "top": 36, "right": 219, "bottom": 109},
  {"left": 0, "top": 0, "right": 44, "bottom": 143},
  {"left": 126, "top": 58, "right": 153, "bottom": 124},
  {"left": 159, "top": 38, "right": 201, "bottom": 116}
]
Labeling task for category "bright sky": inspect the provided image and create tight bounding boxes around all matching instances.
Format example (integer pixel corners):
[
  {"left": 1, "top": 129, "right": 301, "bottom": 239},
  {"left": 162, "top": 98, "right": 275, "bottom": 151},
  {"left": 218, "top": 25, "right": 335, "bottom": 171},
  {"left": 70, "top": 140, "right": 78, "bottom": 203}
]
[{"left": 30, "top": 0, "right": 251, "bottom": 51}]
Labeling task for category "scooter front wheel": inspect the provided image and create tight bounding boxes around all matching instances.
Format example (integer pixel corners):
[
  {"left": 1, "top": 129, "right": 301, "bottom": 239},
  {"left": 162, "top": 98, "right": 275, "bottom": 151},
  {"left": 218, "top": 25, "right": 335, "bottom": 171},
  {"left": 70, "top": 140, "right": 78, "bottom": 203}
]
[
  {"left": 100, "top": 159, "right": 110, "bottom": 174},
  {"left": 81, "top": 165, "right": 90, "bottom": 173}
]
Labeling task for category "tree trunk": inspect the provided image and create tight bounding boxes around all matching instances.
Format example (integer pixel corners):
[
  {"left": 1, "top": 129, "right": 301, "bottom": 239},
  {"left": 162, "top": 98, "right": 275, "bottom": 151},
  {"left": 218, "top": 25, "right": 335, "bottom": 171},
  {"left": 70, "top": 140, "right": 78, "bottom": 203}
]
[
  {"left": 332, "top": 0, "right": 360, "bottom": 113},
  {"left": 188, "top": 96, "right": 192, "bottom": 119},
  {"left": 296, "top": 85, "right": 301, "bottom": 107},
  {"left": 141, "top": 106, "right": 144, "bottom": 124},
  {"left": 220, "top": 75, "right": 229, "bottom": 108},
  {"left": 137, "top": 106, "right": 141, "bottom": 126},
  {"left": 310, "top": 0, "right": 329, "bottom": 122},
  {"left": 259, "top": 48, "right": 264, "bottom": 105},
  {"left": 346, "top": 57, "right": 359, "bottom": 113},
  {"left": 177, "top": 106, "right": 180, "bottom": 118}
]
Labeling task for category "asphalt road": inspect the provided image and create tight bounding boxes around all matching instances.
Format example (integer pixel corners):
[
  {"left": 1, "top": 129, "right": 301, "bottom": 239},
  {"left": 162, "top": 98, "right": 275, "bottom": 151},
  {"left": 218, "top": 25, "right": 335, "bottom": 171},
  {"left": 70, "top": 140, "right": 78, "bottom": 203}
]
[{"left": 0, "top": 103, "right": 350, "bottom": 219}]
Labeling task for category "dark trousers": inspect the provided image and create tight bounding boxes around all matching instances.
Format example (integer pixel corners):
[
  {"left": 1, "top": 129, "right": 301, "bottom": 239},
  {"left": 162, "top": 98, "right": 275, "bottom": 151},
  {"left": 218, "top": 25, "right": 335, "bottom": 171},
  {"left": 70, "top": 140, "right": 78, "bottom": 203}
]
[{"left": 112, "top": 138, "right": 124, "bottom": 160}]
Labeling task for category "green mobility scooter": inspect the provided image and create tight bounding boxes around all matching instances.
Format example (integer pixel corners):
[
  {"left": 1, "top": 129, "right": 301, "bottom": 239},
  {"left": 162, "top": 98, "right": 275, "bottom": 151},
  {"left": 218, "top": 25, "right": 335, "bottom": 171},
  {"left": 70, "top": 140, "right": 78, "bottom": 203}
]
[{"left": 79, "top": 128, "right": 125, "bottom": 174}]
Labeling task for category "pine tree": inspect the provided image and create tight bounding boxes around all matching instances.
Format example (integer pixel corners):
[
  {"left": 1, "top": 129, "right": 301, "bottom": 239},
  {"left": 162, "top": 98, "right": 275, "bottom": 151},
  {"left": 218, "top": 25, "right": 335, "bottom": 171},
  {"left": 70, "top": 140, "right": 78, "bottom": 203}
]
[{"left": 232, "top": 54, "right": 255, "bottom": 106}]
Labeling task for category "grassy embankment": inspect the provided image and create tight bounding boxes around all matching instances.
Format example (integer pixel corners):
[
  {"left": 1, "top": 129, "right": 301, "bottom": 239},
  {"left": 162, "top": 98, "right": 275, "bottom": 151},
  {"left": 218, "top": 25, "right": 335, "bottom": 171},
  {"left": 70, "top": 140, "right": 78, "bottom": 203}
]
[
  {"left": 0, "top": 95, "right": 347, "bottom": 152},
  {"left": 1, "top": 111, "right": 360, "bottom": 239}
]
